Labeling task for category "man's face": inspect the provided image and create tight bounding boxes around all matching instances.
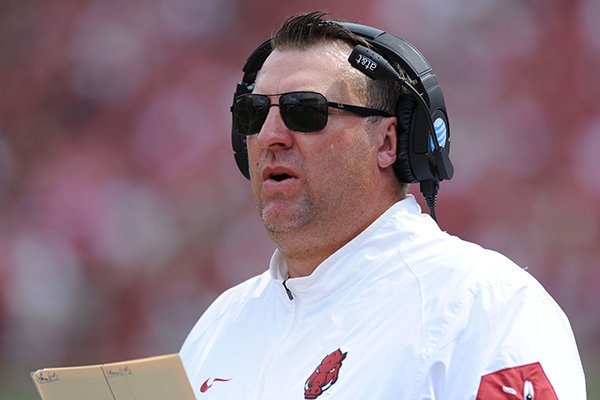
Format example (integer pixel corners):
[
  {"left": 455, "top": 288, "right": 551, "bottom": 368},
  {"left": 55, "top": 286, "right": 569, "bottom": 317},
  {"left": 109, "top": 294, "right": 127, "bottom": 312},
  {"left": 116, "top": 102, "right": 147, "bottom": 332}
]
[{"left": 246, "top": 43, "right": 384, "bottom": 241}]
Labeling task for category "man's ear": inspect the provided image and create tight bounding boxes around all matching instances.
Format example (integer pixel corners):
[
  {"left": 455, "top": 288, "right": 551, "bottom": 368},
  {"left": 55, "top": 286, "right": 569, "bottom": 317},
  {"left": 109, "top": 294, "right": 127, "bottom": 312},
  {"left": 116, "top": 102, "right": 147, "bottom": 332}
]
[{"left": 377, "top": 117, "right": 397, "bottom": 169}]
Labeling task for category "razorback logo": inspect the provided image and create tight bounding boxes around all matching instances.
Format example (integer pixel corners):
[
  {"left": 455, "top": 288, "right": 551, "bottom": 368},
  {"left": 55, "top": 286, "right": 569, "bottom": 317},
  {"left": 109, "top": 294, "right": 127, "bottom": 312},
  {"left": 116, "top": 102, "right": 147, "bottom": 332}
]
[
  {"left": 476, "top": 362, "right": 558, "bottom": 399},
  {"left": 304, "top": 348, "right": 347, "bottom": 399}
]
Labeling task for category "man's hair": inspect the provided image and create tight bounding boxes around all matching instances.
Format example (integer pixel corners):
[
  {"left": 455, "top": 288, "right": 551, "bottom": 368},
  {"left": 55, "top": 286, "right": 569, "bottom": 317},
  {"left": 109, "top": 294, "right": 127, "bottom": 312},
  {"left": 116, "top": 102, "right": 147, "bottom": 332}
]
[{"left": 271, "top": 11, "right": 406, "bottom": 116}]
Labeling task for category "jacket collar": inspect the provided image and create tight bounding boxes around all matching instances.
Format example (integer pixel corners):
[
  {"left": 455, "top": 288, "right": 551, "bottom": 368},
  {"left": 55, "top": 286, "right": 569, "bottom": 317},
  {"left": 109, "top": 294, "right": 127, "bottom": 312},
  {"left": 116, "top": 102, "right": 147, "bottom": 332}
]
[{"left": 268, "top": 195, "right": 434, "bottom": 303}]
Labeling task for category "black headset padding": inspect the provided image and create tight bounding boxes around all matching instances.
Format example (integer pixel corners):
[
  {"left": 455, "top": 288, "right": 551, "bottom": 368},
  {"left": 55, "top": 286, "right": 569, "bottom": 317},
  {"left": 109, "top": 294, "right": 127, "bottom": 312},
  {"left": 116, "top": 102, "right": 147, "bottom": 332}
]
[
  {"left": 395, "top": 96, "right": 418, "bottom": 183},
  {"left": 231, "top": 21, "right": 453, "bottom": 183}
]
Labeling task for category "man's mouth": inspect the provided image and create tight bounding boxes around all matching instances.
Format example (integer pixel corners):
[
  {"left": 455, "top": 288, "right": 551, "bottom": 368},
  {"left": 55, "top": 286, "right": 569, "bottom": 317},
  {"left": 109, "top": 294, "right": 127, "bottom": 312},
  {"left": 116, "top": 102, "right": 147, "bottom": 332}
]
[
  {"left": 269, "top": 173, "right": 292, "bottom": 182},
  {"left": 262, "top": 166, "right": 298, "bottom": 183}
]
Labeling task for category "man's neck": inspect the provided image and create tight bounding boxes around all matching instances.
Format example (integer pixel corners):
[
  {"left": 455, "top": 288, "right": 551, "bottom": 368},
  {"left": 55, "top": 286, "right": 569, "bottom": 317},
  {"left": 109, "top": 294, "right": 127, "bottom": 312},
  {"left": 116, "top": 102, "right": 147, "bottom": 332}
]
[
  {"left": 274, "top": 196, "right": 403, "bottom": 278},
  {"left": 277, "top": 234, "right": 350, "bottom": 279}
]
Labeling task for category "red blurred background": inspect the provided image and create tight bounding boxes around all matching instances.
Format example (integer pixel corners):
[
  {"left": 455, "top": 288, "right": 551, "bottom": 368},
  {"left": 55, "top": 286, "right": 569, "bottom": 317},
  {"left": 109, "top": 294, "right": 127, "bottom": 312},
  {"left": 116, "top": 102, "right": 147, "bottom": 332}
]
[{"left": 1, "top": 0, "right": 599, "bottom": 398}]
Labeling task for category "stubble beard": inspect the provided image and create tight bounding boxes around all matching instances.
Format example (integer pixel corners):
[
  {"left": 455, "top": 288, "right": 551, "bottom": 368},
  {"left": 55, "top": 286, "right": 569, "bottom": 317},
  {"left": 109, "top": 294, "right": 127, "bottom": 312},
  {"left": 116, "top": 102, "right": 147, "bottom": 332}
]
[{"left": 257, "top": 193, "right": 315, "bottom": 235}]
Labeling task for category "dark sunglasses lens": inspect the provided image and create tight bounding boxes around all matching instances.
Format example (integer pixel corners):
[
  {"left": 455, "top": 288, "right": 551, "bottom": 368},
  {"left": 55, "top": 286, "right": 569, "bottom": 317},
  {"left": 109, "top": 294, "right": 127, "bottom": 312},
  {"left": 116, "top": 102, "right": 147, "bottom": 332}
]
[
  {"left": 280, "top": 92, "right": 328, "bottom": 132},
  {"left": 232, "top": 95, "right": 269, "bottom": 135}
]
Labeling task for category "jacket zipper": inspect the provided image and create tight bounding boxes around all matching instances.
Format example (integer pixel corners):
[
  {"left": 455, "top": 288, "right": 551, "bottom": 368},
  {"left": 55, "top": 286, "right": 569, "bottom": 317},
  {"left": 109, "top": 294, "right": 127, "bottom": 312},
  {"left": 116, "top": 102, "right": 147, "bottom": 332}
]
[{"left": 282, "top": 279, "right": 294, "bottom": 300}]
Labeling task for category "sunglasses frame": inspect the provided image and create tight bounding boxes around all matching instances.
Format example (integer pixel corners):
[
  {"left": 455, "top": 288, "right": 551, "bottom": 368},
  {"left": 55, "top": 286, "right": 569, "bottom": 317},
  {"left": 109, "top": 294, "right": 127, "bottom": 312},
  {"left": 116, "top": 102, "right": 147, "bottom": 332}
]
[{"left": 231, "top": 91, "right": 393, "bottom": 135}]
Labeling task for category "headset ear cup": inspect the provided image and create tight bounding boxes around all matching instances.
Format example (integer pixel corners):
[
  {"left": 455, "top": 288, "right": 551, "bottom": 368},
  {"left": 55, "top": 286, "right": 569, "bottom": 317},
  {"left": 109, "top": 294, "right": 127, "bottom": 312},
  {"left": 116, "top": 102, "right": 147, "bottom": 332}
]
[
  {"left": 232, "top": 115, "right": 250, "bottom": 179},
  {"left": 234, "top": 144, "right": 250, "bottom": 180},
  {"left": 394, "top": 96, "right": 418, "bottom": 183}
]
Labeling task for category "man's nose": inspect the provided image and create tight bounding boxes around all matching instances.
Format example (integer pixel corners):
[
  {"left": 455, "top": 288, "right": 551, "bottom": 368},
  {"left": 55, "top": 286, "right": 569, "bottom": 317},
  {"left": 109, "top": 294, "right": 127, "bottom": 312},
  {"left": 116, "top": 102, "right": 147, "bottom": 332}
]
[{"left": 254, "top": 105, "right": 294, "bottom": 150}]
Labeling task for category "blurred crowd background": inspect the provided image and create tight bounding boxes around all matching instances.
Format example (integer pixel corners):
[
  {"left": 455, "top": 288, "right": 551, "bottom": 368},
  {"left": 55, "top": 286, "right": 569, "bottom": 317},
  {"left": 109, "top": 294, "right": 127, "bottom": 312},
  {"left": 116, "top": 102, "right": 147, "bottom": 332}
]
[{"left": 1, "top": 0, "right": 599, "bottom": 398}]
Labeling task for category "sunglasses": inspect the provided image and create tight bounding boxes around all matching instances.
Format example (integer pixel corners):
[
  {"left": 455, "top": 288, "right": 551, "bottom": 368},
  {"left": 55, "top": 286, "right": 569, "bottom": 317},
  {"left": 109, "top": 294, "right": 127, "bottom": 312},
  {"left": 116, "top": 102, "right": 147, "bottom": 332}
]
[{"left": 232, "top": 91, "right": 393, "bottom": 135}]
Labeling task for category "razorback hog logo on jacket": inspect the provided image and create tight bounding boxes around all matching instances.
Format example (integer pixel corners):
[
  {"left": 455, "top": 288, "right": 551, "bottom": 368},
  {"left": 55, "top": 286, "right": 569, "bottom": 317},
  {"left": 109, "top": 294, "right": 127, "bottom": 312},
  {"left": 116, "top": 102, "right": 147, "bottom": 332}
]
[{"left": 304, "top": 348, "right": 347, "bottom": 399}]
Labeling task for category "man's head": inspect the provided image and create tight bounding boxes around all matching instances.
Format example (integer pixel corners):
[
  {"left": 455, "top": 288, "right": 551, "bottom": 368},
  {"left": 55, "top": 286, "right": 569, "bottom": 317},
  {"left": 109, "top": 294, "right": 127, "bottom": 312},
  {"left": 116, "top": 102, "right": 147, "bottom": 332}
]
[{"left": 240, "top": 12, "right": 407, "bottom": 276}]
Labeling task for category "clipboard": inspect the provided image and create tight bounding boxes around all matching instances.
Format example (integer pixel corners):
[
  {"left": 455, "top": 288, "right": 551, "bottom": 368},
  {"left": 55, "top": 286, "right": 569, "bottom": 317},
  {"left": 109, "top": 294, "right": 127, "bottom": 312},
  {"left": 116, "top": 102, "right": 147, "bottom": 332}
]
[{"left": 31, "top": 354, "right": 196, "bottom": 400}]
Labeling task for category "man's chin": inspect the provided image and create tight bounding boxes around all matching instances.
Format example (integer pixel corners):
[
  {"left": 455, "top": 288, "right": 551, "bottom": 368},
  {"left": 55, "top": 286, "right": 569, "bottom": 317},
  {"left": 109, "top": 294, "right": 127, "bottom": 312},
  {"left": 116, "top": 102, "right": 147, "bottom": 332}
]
[{"left": 260, "top": 202, "right": 311, "bottom": 234}]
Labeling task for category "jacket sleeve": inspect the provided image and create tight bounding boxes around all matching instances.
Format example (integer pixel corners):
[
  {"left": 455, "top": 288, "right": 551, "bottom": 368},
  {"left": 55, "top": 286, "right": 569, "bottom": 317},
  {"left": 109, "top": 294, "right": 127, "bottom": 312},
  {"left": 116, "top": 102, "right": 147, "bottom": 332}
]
[{"left": 418, "top": 273, "right": 586, "bottom": 399}]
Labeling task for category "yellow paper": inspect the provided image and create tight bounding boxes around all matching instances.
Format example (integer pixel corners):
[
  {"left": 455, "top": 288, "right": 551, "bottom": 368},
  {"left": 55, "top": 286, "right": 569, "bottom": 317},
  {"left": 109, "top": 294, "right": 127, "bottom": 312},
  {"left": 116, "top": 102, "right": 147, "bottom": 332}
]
[{"left": 31, "top": 353, "right": 196, "bottom": 400}]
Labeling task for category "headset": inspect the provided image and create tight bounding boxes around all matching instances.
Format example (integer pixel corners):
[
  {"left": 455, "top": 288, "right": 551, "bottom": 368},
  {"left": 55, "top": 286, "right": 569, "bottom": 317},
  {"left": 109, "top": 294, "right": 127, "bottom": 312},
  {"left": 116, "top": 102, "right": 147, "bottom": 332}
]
[{"left": 230, "top": 20, "right": 454, "bottom": 221}]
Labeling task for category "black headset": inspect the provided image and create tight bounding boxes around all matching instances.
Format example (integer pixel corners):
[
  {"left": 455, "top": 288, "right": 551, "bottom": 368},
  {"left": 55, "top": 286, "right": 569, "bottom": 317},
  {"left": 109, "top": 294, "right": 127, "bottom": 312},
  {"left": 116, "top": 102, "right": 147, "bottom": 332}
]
[{"left": 230, "top": 21, "right": 454, "bottom": 220}]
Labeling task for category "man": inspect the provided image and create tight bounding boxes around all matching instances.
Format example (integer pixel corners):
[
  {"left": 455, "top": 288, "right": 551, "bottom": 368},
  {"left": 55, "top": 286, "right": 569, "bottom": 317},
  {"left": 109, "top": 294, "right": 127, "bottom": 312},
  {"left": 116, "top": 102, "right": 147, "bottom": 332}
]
[{"left": 181, "top": 12, "right": 586, "bottom": 399}]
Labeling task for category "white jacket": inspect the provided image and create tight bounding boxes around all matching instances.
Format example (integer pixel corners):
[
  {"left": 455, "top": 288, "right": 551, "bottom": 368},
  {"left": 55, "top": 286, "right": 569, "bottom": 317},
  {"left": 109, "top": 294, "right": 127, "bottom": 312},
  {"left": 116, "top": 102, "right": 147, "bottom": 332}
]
[{"left": 180, "top": 196, "right": 586, "bottom": 399}]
